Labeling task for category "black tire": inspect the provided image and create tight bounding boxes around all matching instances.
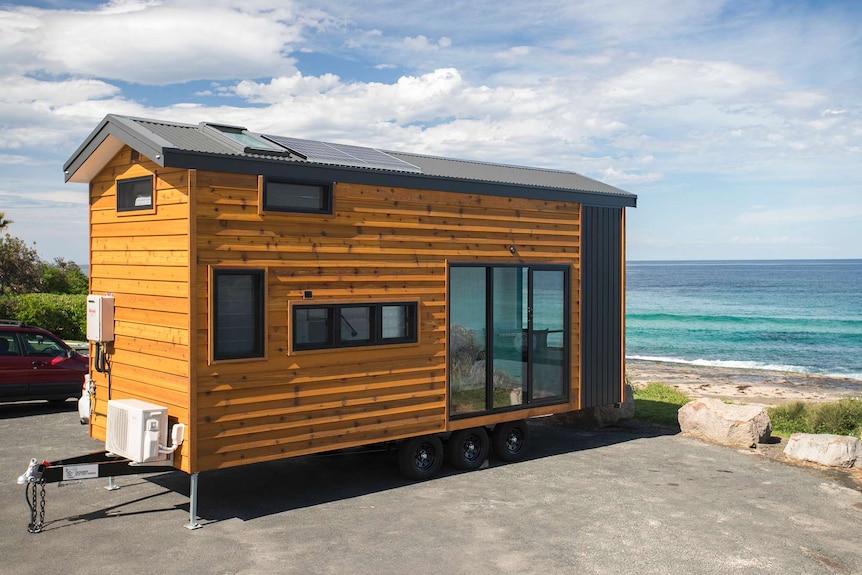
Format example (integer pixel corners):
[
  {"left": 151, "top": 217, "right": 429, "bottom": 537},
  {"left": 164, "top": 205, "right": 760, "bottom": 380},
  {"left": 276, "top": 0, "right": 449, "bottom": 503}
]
[
  {"left": 492, "top": 420, "right": 531, "bottom": 462},
  {"left": 447, "top": 427, "right": 490, "bottom": 470},
  {"left": 398, "top": 435, "right": 444, "bottom": 480}
]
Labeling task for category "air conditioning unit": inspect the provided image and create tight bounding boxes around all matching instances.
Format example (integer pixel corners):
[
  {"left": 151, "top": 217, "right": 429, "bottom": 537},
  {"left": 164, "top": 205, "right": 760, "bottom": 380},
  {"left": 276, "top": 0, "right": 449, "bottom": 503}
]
[{"left": 106, "top": 399, "right": 169, "bottom": 463}]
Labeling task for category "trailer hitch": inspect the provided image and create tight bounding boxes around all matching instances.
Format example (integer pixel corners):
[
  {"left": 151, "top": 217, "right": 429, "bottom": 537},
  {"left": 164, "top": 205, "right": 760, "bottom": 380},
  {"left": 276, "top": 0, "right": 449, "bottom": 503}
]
[{"left": 16, "top": 452, "right": 175, "bottom": 534}]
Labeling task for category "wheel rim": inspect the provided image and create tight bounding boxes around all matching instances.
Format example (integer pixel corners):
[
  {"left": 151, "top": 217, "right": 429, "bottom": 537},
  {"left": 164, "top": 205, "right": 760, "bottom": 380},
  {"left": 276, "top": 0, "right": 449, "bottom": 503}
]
[
  {"left": 461, "top": 434, "right": 482, "bottom": 462},
  {"left": 414, "top": 442, "right": 436, "bottom": 471},
  {"left": 505, "top": 428, "right": 524, "bottom": 454}
]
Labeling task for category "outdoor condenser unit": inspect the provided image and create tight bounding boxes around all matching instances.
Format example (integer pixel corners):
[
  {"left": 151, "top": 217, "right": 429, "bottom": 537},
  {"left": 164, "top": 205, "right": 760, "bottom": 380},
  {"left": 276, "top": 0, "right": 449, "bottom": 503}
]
[{"left": 106, "top": 399, "right": 169, "bottom": 463}]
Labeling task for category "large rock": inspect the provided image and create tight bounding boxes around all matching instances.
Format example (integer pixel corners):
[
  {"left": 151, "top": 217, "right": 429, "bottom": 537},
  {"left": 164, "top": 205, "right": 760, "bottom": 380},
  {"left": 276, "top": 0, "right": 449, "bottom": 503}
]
[
  {"left": 592, "top": 383, "right": 636, "bottom": 427},
  {"left": 552, "top": 384, "right": 635, "bottom": 428},
  {"left": 678, "top": 398, "right": 771, "bottom": 448},
  {"left": 783, "top": 433, "right": 861, "bottom": 468}
]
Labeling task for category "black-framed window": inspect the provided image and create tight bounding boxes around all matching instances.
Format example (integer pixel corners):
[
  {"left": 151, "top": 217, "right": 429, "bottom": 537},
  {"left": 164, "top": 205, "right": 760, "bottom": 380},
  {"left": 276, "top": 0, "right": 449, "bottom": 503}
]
[
  {"left": 213, "top": 269, "right": 265, "bottom": 360},
  {"left": 293, "top": 302, "right": 417, "bottom": 351},
  {"left": 263, "top": 178, "right": 332, "bottom": 214},
  {"left": 117, "top": 176, "right": 154, "bottom": 212},
  {"left": 449, "top": 264, "right": 569, "bottom": 418}
]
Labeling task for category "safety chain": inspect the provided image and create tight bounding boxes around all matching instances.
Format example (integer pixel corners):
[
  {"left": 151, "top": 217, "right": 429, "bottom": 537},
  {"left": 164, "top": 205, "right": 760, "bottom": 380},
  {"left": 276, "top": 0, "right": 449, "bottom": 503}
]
[{"left": 26, "top": 480, "right": 46, "bottom": 533}]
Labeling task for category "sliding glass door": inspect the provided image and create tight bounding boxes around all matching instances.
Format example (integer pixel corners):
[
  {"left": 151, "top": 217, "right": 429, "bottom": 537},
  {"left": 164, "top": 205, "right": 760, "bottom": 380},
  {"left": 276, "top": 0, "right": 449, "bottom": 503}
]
[{"left": 449, "top": 265, "right": 569, "bottom": 418}]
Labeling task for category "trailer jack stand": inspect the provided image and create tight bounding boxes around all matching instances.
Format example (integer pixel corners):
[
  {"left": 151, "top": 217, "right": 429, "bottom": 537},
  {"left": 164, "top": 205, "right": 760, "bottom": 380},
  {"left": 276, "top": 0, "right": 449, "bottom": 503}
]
[{"left": 184, "top": 472, "right": 201, "bottom": 530}]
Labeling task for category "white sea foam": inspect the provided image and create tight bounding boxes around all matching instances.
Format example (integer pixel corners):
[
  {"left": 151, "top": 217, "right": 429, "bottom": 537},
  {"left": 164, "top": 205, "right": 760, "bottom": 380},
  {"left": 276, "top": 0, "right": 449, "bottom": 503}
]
[
  {"left": 626, "top": 355, "right": 862, "bottom": 382},
  {"left": 627, "top": 355, "right": 807, "bottom": 373}
]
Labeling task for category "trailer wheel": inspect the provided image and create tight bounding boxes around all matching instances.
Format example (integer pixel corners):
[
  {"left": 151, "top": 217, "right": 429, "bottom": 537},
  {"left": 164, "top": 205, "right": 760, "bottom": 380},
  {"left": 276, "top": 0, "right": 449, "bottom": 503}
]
[
  {"left": 398, "top": 435, "right": 443, "bottom": 480},
  {"left": 447, "top": 427, "right": 489, "bottom": 470},
  {"left": 492, "top": 420, "right": 530, "bottom": 462}
]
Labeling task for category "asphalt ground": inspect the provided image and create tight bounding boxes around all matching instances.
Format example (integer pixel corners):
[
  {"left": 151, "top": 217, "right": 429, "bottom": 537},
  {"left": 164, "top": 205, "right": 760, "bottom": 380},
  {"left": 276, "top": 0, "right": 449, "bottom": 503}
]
[{"left": 1, "top": 401, "right": 861, "bottom": 575}]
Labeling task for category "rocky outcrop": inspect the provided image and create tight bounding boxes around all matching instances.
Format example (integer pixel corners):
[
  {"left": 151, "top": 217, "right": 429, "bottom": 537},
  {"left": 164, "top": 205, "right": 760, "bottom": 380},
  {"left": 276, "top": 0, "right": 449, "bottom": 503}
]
[
  {"left": 678, "top": 398, "right": 771, "bottom": 448},
  {"left": 783, "top": 433, "right": 861, "bottom": 468}
]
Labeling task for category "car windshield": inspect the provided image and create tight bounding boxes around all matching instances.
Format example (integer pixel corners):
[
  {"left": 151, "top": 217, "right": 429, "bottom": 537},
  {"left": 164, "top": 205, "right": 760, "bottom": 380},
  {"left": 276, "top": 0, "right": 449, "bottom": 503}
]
[{"left": 21, "top": 333, "right": 67, "bottom": 358}]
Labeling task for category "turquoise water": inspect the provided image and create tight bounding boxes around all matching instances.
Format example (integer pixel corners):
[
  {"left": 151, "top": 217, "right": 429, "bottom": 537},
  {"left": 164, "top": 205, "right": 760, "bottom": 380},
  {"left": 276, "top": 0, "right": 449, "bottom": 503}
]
[{"left": 626, "top": 260, "right": 862, "bottom": 380}]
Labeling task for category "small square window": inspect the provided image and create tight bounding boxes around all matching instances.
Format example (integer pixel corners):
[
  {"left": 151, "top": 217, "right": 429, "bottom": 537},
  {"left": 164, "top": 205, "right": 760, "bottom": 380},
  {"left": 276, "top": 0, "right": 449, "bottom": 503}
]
[
  {"left": 381, "top": 304, "right": 416, "bottom": 342},
  {"left": 340, "top": 306, "right": 374, "bottom": 343},
  {"left": 263, "top": 179, "right": 331, "bottom": 214},
  {"left": 117, "top": 176, "right": 154, "bottom": 212},
  {"left": 294, "top": 307, "right": 332, "bottom": 348}
]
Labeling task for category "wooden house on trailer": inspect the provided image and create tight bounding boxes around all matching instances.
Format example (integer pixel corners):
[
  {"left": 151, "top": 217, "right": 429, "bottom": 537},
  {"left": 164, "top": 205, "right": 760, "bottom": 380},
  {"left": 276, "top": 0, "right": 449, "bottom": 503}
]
[{"left": 63, "top": 113, "right": 636, "bottom": 503}]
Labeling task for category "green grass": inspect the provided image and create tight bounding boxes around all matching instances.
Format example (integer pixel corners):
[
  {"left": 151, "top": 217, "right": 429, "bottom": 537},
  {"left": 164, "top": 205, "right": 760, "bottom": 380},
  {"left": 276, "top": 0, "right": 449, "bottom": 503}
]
[
  {"left": 768, "top": 398, "right": 862, "bottom": 439},
  {"left": 632, "top": 382, "right": 690, "bottom": 427}
]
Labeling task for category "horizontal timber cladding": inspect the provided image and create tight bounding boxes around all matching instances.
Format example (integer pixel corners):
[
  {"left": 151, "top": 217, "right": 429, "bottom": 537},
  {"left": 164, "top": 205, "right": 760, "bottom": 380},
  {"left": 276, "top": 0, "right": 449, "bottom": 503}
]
[
  {"left": 193, "top": 173, "right": 582, "bottom": 471},
  {"left": 581, "top": 206, "right": 623, "bottom": 408},
  {"left": 88, "top": 147, "right": 193, "bottom": 471}
]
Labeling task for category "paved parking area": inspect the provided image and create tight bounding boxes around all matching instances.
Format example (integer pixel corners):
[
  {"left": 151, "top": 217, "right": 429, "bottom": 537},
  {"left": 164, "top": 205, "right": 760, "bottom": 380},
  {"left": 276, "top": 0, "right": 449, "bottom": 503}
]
[{"left": 1, "top": 401, "right": 861, "bottom": 575}]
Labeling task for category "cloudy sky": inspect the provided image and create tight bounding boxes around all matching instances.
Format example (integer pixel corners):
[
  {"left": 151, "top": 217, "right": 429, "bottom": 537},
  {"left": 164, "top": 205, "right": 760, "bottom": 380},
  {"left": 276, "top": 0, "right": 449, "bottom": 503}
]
[{"left": 1, "top": 0, "right": 860, "bottom": 264}]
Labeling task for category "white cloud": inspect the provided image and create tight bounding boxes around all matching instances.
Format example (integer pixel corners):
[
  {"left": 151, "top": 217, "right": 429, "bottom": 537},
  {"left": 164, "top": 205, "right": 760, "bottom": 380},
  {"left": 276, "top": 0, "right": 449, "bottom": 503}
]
[
  {"left": 599, "top": 57, "right": 778, "bottom": 107},
  {"left": 0, "top": 2, "right": 305, "bottom": 84},
  {"left": 401, "top": 35, "right": 451, "bottom": 51},
  {"left": 738, "top": 205, "right": 862, "bottom": 225}
]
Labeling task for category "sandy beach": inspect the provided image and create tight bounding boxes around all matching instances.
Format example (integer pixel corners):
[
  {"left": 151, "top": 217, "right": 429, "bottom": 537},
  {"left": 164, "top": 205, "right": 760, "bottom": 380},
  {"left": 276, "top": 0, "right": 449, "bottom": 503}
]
[{"left": 626, "top": 359, "right": 862, "bottom": 405}]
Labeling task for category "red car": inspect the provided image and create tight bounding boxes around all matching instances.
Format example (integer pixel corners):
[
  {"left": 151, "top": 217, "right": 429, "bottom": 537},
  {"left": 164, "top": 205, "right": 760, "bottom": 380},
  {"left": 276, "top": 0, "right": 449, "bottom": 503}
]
[{"left": 0, "top": 321, "right": 88, "bottom": 403}]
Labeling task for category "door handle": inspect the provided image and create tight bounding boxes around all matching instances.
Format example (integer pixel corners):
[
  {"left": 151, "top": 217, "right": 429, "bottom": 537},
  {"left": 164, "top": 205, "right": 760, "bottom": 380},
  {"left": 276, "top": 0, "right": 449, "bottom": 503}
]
[{"left": 31, "top": 361, "right": 47, "bottom": 368}]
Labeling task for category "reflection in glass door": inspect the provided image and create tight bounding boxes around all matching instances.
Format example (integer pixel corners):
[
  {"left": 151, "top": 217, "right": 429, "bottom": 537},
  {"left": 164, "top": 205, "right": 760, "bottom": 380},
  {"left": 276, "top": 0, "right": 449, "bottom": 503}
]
[
  {"left": 492, "top": 267, "right": 527, "bottom": 408},
  {"left": 530, "top": 270, "right": 566, "bottom": 401},
  {"left": 449, "top": 267, "right": 488, "bottom": 416}
]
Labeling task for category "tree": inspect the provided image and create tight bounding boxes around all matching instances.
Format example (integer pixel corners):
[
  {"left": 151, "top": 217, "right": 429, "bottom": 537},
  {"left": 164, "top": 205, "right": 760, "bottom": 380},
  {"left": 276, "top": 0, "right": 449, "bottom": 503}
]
[
  {"left": 0, "top": 211, "right": 10, "bottom": 231},
  {"left": 0, "top": 233, "right": 41, "bottom": 295},
  {"left": 42, "top": 258, "right": 89, "bottom": 294}
]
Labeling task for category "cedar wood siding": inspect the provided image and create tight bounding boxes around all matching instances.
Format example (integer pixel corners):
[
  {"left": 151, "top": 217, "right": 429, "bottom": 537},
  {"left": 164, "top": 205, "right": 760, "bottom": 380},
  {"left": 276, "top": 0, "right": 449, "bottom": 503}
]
[
  {"left": 193, "top": 175, "right": 583, "bottom": 471},
  {"left": 88, "top": 147, "right": 193, "bottom": 472}
]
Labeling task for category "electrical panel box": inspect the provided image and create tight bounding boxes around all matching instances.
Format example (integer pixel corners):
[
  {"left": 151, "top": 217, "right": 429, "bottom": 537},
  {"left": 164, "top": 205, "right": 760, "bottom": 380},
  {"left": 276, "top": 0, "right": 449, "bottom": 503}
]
[
  {"left": 86, "top": 294, "right": 114, "bottom": 342},
  {"left": 106, "top": 398, "right": 169, "bottom": 463}
]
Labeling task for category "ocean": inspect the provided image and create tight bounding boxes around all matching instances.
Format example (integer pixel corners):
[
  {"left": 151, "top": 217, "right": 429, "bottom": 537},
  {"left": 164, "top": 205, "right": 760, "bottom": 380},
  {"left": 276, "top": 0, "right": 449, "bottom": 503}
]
[{"left": 625, "top": 260, "right": 862, "bottom": 381}]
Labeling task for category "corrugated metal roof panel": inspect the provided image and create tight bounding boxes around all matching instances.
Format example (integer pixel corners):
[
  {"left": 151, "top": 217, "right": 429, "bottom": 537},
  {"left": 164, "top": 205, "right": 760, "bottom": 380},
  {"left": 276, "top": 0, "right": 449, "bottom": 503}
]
[
  {"left": 131, "top": 118, "right": 236, "bottom": 155},
  {"left": 387, "top": 151, "right": 628, "bottom": 197}
]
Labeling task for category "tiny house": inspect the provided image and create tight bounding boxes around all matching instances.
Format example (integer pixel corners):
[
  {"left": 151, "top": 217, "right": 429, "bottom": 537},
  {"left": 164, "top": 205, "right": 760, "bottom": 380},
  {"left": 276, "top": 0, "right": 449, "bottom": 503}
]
[{"left": 64, "top": 114, "right": 636, "bottom": 484}]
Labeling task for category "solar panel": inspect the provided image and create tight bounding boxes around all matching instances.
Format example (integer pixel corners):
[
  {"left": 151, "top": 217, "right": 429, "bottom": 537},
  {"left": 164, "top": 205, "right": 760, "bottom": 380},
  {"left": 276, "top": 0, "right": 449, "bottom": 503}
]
[{"left": 263, "top": 135, "right": 422, "bottom": 173}]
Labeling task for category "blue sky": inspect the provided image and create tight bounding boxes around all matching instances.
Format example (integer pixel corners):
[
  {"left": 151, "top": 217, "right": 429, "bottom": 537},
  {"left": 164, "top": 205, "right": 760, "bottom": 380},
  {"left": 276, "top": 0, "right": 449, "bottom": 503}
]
[{"left": 1, "top": 0, "right": 860, "bottom": 263}]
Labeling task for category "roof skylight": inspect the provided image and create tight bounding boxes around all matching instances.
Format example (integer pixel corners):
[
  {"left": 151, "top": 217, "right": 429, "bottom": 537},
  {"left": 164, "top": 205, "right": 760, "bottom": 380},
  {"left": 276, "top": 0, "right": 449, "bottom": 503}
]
[{"left": 203, "top": 123, "right": 289, "bottom": 154}]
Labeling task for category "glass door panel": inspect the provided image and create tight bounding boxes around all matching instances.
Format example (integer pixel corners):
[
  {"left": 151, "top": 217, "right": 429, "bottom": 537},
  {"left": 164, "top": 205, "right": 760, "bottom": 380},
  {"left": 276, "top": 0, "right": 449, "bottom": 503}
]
[
  {"left": 492, "top": 267, "right": 528, "bottom": 408},
  {"left": 449, "top": 267, "right": 488, "bottom": 415},
  {"left": 530, "top": 270, "right": 567, "bottom": 401}
]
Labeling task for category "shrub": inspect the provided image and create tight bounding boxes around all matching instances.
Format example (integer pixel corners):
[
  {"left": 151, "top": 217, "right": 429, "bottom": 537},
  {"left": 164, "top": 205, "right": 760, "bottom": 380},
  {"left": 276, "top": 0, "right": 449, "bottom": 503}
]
[
  {"left": 9, "top": 293, "right": 87, "bottom": 340},
  {"left": 768, "top": 399, "right": 862, "bottom": 438},
  {"left": 632, "top": 382, "right": 690, "bottom": 427},
  {"left": 766, "top": 401, "right": 809, "bottom": 436},
  {"left": 807, "top": 399, "right": 862, "bottom": 437}
]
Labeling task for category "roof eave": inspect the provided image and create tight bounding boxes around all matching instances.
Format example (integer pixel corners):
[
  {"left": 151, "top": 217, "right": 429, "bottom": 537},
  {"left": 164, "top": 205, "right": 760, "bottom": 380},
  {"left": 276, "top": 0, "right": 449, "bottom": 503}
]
[
  {"left": 63, "top": 114, "right": 170, "bottom": 183},
  {"left": 160, "top": 149, "right": 637, "bottom": 208}
]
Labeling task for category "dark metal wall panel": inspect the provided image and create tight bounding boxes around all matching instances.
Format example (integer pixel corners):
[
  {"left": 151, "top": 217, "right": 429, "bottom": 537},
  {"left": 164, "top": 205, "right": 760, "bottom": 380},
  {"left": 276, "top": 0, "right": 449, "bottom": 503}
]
[{"left": 581, "top": 206, "right": 623, "bottom": 408}]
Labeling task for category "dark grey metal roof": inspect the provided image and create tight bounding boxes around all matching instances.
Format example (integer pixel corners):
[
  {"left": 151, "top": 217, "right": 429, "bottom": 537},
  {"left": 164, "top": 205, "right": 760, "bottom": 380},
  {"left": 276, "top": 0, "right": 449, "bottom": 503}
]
[{"left": 64, "top": 114, "right": 636, "bottom": 208}]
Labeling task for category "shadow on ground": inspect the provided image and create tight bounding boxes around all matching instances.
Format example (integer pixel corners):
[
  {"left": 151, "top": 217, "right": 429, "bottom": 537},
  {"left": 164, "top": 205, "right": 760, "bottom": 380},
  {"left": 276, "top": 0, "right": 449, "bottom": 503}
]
[
  {"left": 140, "top": 421, "right": 677, "bottom": 525},
  {"left": 0, "top": 399, "right": 77, "bottom": 420}
]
